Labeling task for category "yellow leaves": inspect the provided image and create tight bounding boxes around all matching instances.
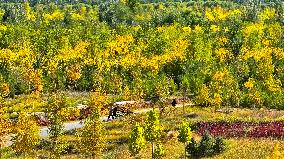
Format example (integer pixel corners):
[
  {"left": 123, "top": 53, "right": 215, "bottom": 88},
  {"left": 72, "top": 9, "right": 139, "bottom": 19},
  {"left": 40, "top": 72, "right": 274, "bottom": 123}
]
[
  {"left": 259, "top": 7, "right": 276, "bottom": 22},
  {"left": 57, "top": 107, "right": 80, "bottom": 121},
  {"left": 17, "top": 45, "right": 36, "bottom": 67},
  {"left": 0, "top": 83, "right": 10, "bottom": 97},
  {"left": 211, "top": 93, "right": 222, "bottom": 107},
  {"left": 241, "top": 47, "right": 273, "bottom": 62},
  {"left": 43, "top": 10, "right": 64, "bottom": 22},
  {"left": 46, "top": 59, "right": 59, "bottom": 76},
  {"left": 268, "top": 144, "right": 284, "bottom": 159},
  {"left": 205, "top": 7, "right": 242, "bottom": 22},
  {"left": 215, "top": 48, "right": 230, "bottom": 62},
  {"left": 217, "top": 37, "right": 229, "bottom": 46},
  {"left": 194, "top": 25, "right": 203, "bottom": 33},
  {"left": 108, "top": 35, "right": 134, "bottom": 56},
  {"left": 273, "top": 48, "right": 284, "bottom": 60},
  {"left": 0, "top": 105, "right": 12, "bottom": 149},
  {"left": 71, "top": 7, "right": 87, "bottom": 21},
  {"left": 210, "top": 25, "right": 220, "bottom": 32},
  {"left": 248, "top": 90, "right": 262, "bottom": 105},
  {"left": 14, "top": 113, "right": 40, "bottom": 153},
  {"left": 0, "top": 115, "right": 11, "bottom": 148},
  {"left": 265, "top": 76, "right": 282, "bottom": 93},
  {"left": 71, "top": 13, "right": 85, "bottom": 21},
  {"left": 23, "top": 68, "right": 43, "bottom": 95},
  {"left": 101, "top": 36, "right": 187, "bottom": 73},
  {"left": 195, "top": 85, "right": 210, "bottom": 105},
  {"left": 0, "top": 49, "right": 16, "bottom": 65},
  {"left": 122, "top": 85, "right": 131, "bottom": 101},
  {"left": 143, "top": 39, "right": 187, "bottom": 72},
  {"left": 244, "top": 79, "right": 255, "bottom": 89},
  {"left": 0, "top": 10, "right": 4, "bottom": 19},
  {"left": 134, "top": 13, "right": 152, "bottom": 22},
  {"left": 262, "top": 39, "right": 271, "bottom": 46},
  {"left": 0, "top": 24, "right": 7, "bottom": 31},
  {"left": 182, "top": 27, "right": 192, "bottom": 33},
  {"left": 24, "top": 2, "right": 36, "bottom": 22},
  {"left": 213, "top": 71, "right": 226, "bottom": 81},
  {"left": 90, "top": 91, "right": 108, "bottom": 114},
  {"left": 267, "top": 22, "right": 281, "bottom": 40},
  {"left": 58, "top": 41, "right": 89, "bottom": 62},
  {"left": 66, "top": 64, "right": 81, "bottom": 81},
  {"left": 242, "top": 22, "right": 264, "bottom": 37}
]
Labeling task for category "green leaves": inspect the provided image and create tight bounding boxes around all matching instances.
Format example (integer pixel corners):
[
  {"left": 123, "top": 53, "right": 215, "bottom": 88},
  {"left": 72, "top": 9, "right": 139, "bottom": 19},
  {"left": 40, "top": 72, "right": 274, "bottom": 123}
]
[
  {"left": 76, "top": 117, "right": 106, "bottom": 157},
  {"left": 178, "top": 121, "right": 192, "bottom": 144},
  {"left": 129, "top": 110, "right": 164, "bottom": 159},
  {"left": 129, "top": 123, "right": 145, "bottom": 156},
  {"left": 145, "top": 110, "right": 161, "bottom": 142}
]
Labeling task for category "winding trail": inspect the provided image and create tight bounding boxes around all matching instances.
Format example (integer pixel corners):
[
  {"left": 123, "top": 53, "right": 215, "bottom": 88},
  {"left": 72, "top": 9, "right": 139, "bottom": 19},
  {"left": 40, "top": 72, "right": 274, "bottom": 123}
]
[
  {"left": 4, "top": 102, "right": 193, "bottom": 146},
  {"left": 40, "top": 102, "right": 193, "bottom": 137}
]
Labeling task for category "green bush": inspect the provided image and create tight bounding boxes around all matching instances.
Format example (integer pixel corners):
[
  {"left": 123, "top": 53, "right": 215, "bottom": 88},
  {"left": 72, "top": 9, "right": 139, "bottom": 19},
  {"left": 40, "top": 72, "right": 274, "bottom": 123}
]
[{"left": 186, "top": 132, "right": 226, "bottom": 158}]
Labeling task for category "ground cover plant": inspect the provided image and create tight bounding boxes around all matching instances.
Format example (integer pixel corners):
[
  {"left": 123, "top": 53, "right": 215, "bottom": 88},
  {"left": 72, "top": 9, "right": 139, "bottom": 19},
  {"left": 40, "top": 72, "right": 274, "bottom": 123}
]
[{"left": 196, "top": 121, "right": 284, "bottom": 138}]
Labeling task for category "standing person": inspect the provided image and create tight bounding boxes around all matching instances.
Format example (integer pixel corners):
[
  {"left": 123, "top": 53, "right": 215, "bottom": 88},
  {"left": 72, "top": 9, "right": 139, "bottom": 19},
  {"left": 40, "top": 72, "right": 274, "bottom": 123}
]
[
  {"left": 172, "top": 99, "right": 177, "bottom": 107},
  {"left": 171, "top": 99, "right": 177, "bottom": 114},
  {"left": 113, "top": 106, "right": 118, "bottom": 118},
  {"left": 108, "top": 105, "right": 113, "bottom": 120}
]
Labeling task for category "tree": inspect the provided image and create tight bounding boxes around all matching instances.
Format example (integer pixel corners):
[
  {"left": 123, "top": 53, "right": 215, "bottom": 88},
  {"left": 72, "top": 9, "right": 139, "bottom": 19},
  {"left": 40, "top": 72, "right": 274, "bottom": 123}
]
[
  {"left": 46, "top": 93, "right": 68, "bottom": 158},
  {"left": 77, "top": 115, "right": 106, "bottom": 158},
  {"left": 178, "top": 121, "right": 192, "bottom": 159},
  {"left": 144, "top": 110, "right": 162, "bottom": 159},
  {"left": 181, "top": 76, "right": 190, "bottom": 114},
  {"left": 153, "top": 141, "right": 165, "bottom": 159},
  {"left": 13, "top": 113, "right": 40, "bottom": 155},
  {"left": 76, "top": 92, "right": 107, "bottom": 158},
  {"left": 0, "top": 110, "right": 11, "bottom": 157},
  {"left": 129, "top": 123, "right": 145, "bottom": 157}
]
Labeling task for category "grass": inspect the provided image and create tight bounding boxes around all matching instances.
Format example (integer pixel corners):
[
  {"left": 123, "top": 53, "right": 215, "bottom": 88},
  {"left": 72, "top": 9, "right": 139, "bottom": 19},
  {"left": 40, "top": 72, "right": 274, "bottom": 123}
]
[{"left": 3, "top": 102, "right": 284, "bottom": 158}]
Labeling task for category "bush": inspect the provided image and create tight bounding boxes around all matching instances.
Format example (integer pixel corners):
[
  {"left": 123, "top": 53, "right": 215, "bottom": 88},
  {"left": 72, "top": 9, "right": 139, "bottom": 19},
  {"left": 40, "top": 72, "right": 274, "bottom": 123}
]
[{"left": 186, "top": 132, "right": 226, "bottom": 158}]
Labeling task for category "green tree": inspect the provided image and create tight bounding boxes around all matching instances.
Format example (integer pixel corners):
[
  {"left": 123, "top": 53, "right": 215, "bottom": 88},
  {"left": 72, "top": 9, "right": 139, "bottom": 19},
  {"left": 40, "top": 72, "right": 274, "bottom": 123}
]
[
  {"left": 76, "top": 92, "right": 107, "bottom": 158},
  {"left": 145, "top": 110, "right": 162, "bottom": 159},
  {"left": 129, "top": 123, "right": 145, "bottom": 157},
  {"left": 181, "top": 76, "right": 191, "bottom": 114},
  {"left": 178, "top": 121, "right": 192, "bottom": 159},
  {"left": 46, "top": 93, "right": 68, "bottom": 158},
  {"left": 77, "top": 114, "right": 106, "bottom": 158}
]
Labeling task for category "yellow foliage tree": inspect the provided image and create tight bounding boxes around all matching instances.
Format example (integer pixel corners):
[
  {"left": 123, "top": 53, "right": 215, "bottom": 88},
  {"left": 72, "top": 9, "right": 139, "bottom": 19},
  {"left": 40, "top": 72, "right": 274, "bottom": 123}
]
[{"left": 13, "top": 113, "right": 40, "bottom": 154}]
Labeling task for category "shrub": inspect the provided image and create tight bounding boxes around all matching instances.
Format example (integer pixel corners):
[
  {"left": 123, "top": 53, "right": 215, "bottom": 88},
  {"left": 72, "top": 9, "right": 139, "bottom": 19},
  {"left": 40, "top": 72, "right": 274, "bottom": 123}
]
[
  {"left": 186, "top": 133, "right": 226, "bottom": 158},
  {"left": 213, "top": 137, "right": 226, "bottom": 154},
  {"left": 198, "top": 132, "right": 215, "bottom": 156}
]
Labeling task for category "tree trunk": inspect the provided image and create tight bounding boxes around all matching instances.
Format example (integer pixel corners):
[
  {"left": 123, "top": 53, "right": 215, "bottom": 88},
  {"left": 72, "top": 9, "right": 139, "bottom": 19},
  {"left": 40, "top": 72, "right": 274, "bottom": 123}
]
[
  {"left": 183, "top": 93, "right": 185, "bottom": 115},
  {"left": 152, "top": 142, "right": 155, "bottom": 159},
  {"left": 184, "top": 143, "right": 187, "bottom": 159}
]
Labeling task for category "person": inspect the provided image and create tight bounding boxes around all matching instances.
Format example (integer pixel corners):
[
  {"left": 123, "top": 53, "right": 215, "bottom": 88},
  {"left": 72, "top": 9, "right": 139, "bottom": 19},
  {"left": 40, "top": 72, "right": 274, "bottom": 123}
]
[
  {"left": 113, "top": 106, "right": 118, "bottom": 118},
  {"left": 108, "top": 105, "right": 113, "bottom": 120},
  {"left": 171, "top": 99, "right": 177, "bottom": 107}
]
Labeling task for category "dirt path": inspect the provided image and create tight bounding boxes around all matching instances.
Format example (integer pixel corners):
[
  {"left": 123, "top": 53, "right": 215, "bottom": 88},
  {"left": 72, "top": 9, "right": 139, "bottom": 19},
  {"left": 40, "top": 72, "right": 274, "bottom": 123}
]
[{"left": 4, "top": 102, "right": 194, "bottom": 146}]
